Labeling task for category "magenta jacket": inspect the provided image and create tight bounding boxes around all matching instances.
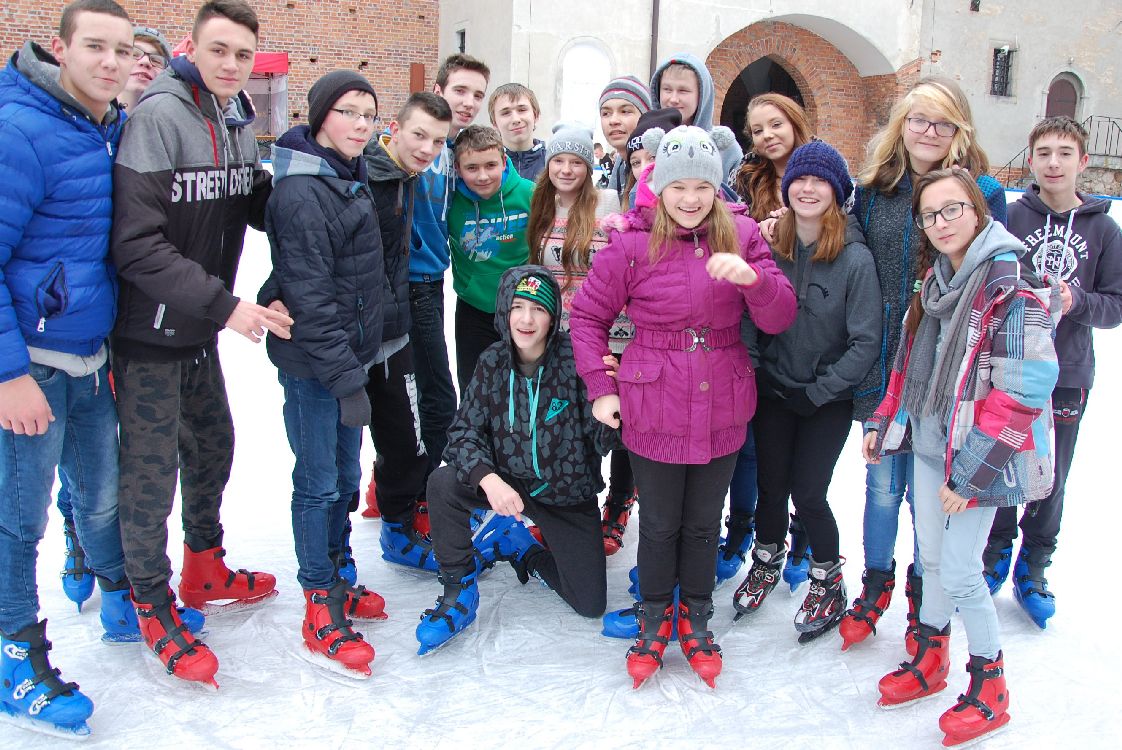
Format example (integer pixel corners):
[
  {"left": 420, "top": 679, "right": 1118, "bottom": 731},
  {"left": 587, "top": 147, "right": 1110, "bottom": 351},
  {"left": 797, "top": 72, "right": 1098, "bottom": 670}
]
[{"left": 570, "top": 208, "right": 797, "bottom": 464}]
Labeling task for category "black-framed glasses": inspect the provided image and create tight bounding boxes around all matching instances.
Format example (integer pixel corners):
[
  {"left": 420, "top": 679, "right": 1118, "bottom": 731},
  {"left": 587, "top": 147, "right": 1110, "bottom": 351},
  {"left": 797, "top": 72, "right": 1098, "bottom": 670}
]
[
  {"left": 331, "top": 108, "right": 379, "bottom": 125},
  {"left": 905, "top": 117, "right": 958, "bottom": 138},
  {"left": 130, "top": 47, "right": 167, "bottom": 70},
  {"left": 915, "top": 201, "right": 975, "bottom": 229}
]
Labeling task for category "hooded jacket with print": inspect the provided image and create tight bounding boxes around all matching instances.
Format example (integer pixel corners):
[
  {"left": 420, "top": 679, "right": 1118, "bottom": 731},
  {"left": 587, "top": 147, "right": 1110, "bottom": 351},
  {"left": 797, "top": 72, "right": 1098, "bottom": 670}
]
[
  {"left": 442, "top": 265, "right": 620, "bottom": 504},
  {"left": 867, "top": 219, "right": 1060, "bottom": 507},
  {"left": 409, "top": 138, "right": 454, "bottom": 282},
  {"left": 1009, "top": 184, "right": 1122, "bottom": 388},
  {"left": 650, "top": 53, "right": 743, "bottom": 180},
  {"left": 448, "top": 157, "right": 534, "bottom": 313},
  {"left": 261, "top": 126, "right": 385, "bottom": 399},
  {"left": 0, "top": 42, "right": 124, "bottom": 382},
  {"left": 111, "top": 56, "right": 271, "bottom": 361}
]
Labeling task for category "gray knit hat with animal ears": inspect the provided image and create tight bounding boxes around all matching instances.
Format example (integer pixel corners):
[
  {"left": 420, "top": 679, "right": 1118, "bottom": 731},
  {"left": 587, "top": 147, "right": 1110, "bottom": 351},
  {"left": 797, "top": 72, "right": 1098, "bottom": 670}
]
[{"left": 644, "top": 125, "right": 737, "bottom": 195}]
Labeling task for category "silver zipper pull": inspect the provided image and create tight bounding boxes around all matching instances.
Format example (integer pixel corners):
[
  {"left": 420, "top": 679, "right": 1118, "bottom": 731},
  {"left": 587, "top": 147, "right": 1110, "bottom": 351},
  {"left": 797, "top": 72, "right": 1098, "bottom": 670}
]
[{"left": 37, "top": 317, "right": 46, "bottom": 333}]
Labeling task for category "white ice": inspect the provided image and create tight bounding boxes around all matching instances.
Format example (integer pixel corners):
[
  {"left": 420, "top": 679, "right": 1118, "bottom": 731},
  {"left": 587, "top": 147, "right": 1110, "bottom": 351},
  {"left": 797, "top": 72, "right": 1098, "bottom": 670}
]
[{"left": 11, "top": 196, "right": 1122, "bottom": 749}]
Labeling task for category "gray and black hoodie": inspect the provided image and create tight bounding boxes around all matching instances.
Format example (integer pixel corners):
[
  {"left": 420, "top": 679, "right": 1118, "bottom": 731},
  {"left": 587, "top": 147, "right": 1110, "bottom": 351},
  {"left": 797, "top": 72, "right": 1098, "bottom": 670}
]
[
  {"left": 111, "top": 56, "right": 271, "bottom": 361},
  {"left": 443, "top": 265, "right": 620, "bottom": 505},
  {"left": 1009, "top": 185, "right": 1122, "bottom": 388}
]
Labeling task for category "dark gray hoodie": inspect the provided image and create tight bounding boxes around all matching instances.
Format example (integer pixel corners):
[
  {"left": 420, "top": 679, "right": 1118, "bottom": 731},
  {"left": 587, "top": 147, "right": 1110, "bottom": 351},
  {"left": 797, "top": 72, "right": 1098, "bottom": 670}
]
[
  {"left": 744, "top": 221, "right": 882, "bottom": 407},
  {"left": 1009, "top": 185, "right": 1122, "bottom": 388}
]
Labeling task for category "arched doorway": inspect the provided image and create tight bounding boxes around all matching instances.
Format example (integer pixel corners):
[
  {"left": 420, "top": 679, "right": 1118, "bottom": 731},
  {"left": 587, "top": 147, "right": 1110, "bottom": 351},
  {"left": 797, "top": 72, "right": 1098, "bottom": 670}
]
[
  {"left": 721, "top": 57, "right": 804, "bottom": 152},
  {"left": 1045, "top": 75, "right": 1080, "bottom": 119}
]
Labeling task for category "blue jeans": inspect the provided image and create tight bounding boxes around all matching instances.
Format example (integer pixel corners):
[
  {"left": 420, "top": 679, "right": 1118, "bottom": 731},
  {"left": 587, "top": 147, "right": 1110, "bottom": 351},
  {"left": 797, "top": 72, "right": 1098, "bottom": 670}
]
[
  {"left": 0, "top": 362, "right": 125, "bottom": 632},
  {"left": 862, "top": 450, "right": 921, "bottom": 574},
  {"left": 409, "top": 280, "right": 457, "bottom": 471},
  {"left": 279, "top": 372, "right": 362, "bottom": 591},
  {"left": 728, "top": 425, "right": 758, "bottom": 516}
]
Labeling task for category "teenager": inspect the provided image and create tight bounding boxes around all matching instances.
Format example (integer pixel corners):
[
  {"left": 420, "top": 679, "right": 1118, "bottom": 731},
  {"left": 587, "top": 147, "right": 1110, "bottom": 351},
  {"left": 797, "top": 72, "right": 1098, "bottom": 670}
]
[
  {"left": 570, "top": 125, "right": 797, "bottom": 689},
  {"left": 262, "top": 71, "right": 391, "bottom": 679},
  {"left": 722, "top": 93, "right": 814, "bottom": 586},
  {"left": 866, "top": 168, "right": 1057, "bottom": 747},
  {"left": 405, "top": 54, "right": 490, "bottom": 480},
  {"left": 489, "top": 82, "right": 545, "bottom": 181},
  {"left": 731, "top": 141, "right": 881, "bottom": 644},
  {"left": 526, "top": 123, "right": 630, "bottom": 554},
  {"left": 111, "top": 0, "right": 291, "bottom": 687},
  {"left": 598, "top": 75, "right": 651, "bottom": 199},
  {"left": 840, "top": 77, "right": 1008, "bottom": 652},
  {"left": 416, "top": 266, "right": 618, "bottom": 654},
  {"left": 449, "top": 125, "right": 534, "bottom": 391},
  {"left": 983, "top": 116, "right": 1122, "bottom": 628},
  {"left": 0, "top": 0, "right": 134, "bottom": 736},
  {"left": 118, "top": 25, "right": 171, "bottom": 112}
]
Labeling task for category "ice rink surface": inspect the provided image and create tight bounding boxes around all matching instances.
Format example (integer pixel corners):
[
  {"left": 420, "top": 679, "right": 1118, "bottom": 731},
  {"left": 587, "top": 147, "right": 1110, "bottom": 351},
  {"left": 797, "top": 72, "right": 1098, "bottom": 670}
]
[{"left": 11, "top": 195, "right": 1122, "bottom": 748}]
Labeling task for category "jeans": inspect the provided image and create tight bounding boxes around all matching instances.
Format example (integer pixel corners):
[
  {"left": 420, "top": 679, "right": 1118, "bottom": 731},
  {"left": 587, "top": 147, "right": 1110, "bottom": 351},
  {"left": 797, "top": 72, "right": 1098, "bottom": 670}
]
[
  {"left": 0, "top": 362, "right": 125, "bottom": 632},
  {"left": 913, "top": 454, "right": 1001, "bottom": 659},
  {"left": 409, "top": 281, "right": 457, "bottom": 471},
  {"left": 728, "top": 425, "right": 758, "bottom": 516},
  {"left": 863, "top": 449, "right": 921, "bottom": 575},
  {"left": 279, "top": 372, "right": 363, "bottom": 591}
]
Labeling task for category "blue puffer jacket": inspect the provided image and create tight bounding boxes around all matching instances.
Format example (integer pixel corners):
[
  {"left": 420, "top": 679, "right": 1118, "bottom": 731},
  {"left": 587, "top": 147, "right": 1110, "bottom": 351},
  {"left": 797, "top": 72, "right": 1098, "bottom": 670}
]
[{"left": 0, "top": 42, "right": 123, "bottom": 382}]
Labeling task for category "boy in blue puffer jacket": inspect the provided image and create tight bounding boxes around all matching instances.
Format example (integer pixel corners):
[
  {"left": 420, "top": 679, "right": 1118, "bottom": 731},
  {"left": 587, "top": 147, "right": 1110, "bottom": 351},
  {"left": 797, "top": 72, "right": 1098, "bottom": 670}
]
[{"left": 0, "top": 0, "right": 135, "bottom": 738}]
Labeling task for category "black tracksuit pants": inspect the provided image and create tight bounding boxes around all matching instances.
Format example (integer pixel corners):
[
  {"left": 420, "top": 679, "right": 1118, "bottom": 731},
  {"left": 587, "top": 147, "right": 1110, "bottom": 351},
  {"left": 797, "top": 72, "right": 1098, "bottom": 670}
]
[
  {"left": 426, "top": 465, "right": 606, "bottom": 617},
  {"left": 454, "top": 298, "right": 501, "bottom": 394},
  {"left": 989, "top": 386, "right": 1088, "bottom": 553},
  {"left": 363, "top": 342, "right": 429, "bottom": 522}
]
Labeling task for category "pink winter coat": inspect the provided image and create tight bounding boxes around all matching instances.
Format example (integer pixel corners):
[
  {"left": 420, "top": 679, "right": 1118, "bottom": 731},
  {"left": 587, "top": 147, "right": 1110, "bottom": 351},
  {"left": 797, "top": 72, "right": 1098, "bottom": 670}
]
[{"left": 570, "top": 208, "right": 797, "bottom": 464}]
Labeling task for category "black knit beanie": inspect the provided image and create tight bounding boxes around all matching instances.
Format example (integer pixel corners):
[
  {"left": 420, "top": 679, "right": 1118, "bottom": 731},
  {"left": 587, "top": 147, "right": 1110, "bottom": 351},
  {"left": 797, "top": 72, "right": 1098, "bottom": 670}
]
[{"left": 307, "top": 70, "right": 378, "bottom": 136}]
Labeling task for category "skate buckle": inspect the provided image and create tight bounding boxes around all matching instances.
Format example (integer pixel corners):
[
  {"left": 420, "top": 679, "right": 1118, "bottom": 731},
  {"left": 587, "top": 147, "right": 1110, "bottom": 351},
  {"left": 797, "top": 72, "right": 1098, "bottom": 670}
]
[
  {"left": 13, "top": 677, "right": 34, "bottom": 700},
  {"left": 683, "top": 327, "right": 712, "bottom": 353}
]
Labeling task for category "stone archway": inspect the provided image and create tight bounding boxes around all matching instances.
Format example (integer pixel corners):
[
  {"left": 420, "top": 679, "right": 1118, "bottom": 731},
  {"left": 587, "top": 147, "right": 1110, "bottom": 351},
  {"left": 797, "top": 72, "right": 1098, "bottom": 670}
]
[{"left": 706, "top": 20, "right": 920, "bottom": 173}]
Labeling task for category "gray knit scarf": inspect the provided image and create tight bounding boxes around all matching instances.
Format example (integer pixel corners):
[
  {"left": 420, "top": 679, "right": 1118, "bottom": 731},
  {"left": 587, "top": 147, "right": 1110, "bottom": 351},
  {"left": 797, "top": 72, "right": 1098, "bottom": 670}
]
[{"left": 900, "top": 256, "right": 991, "bottom": 423}]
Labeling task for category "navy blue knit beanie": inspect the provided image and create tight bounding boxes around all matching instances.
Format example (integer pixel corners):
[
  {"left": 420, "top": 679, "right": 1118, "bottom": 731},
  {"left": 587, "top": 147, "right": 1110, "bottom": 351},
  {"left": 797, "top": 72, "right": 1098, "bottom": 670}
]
[{"left": 780, "top": 140, "right": 853, "bottom": 208}]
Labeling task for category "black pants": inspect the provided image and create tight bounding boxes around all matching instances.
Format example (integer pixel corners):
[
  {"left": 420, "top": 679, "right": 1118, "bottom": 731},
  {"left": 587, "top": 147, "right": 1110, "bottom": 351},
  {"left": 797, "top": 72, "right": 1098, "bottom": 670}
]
[
  {"left": 630, "top": 451, "right": 739, "bottom": 605},
  {"left": 364, "top": 342, "right": 429, "bottom": 522},
  {"left": 454, "top": 298, "right": 501, "bottom": 394},
  {"left": 753, "top": 395, "right": 851, "bottom": 564},
  {"left": 607, "top": 448, "right": 635, "bottom": 501},
  {"left": 426, "top": 466, "right": 606, "bottom": 617},
  {"left": 114, "top": 347, "right": 233, "bottom": 596},
  {"left": 409, "top": 280, "right": 457, "bottom": 470},
  {"left": 989, "top": 386, "right": 1087, "bottom": 553}
]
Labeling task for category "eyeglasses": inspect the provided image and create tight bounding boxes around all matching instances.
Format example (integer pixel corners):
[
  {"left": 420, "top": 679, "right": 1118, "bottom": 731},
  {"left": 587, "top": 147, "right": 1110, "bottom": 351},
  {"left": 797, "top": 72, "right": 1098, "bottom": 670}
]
[
  {"left": 331, "top": 108, "right": 379, "bottom": 125},
  {"left": 905, "top": 117, "right": 958, "bottom": 138},
  {"left": 130, "top": 47, "right": 168, "bottom": 70},
  {"left": 914, "top": 201, "right": 975, "bottom": 229}
]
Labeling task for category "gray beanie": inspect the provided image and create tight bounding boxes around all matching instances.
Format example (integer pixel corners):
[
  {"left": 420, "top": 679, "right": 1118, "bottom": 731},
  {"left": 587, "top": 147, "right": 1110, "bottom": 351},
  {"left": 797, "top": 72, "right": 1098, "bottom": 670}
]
[
  {"left": 546, "top": 122, "right": 595, "bottom": 169},
  {"left": 645, "top": 125, "right": 737, "bottom": 195}
]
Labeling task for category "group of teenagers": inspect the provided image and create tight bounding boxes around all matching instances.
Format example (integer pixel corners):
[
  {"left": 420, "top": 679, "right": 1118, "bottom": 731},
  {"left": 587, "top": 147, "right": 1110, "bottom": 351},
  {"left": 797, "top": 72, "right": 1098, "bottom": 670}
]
[{"left": 1, "top": 0, "right": 1120, "bottom": 745}]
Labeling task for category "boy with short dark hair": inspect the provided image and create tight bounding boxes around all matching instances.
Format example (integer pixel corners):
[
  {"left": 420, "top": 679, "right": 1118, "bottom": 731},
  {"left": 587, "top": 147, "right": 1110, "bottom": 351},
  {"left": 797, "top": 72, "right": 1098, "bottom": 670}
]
[
  {"left": 409, "top": 53, "right": 490, "bottom": 474},
  {"left": 111, "top": 0, "right": 290, "bottom": 687},
  {"left": 356, "top": 91, "right": 453, "bottom": 568},
  {"left": 448, "top": 125, "right": 535, "bottom": 390},
  {"left": 0, "top": 0, "right": 134, "bottom": 735},
  {"left": 416, "top": 266, "right": 619, "bottom": 655},
  {"left": 488, "top": 82, "right": 545, "bottom": 181},
  {"left": 984, "top": 115, "right": 1122, "bottom": 628}
]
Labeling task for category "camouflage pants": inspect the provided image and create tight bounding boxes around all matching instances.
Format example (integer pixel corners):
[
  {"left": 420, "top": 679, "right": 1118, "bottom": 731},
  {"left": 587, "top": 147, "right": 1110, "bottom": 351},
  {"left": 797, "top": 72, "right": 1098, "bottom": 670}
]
[{"left": 113, "top": 347, "right": 233, "bottom": 595}]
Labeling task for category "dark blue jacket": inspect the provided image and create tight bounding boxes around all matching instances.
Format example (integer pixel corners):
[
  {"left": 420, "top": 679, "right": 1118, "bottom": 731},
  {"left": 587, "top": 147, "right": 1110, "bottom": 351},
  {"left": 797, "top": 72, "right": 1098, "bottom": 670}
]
[
  {"left": 0, "top": 42, "right": 123, "bottom": 382},
  {"left": 261, "top": 126, "right": 385, "bottom": 398}
]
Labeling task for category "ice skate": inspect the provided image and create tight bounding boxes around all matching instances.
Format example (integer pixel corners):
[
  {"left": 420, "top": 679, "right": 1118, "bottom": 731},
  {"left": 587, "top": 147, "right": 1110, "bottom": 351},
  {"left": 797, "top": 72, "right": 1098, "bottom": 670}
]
[
  {"left": 795, "top": 557, "right": 847, "bottom": 644},
  {"left": 601, "top": 488, "right": 637, "bottom": 556},
  {"left": 982, "top": 540, "right": 1012, "bottom": 595},
  {"left": 877, "top": 623, "right": 951, "bottom": 708},
  {"left": 60, "top": 520, "right": 94, "bottom": 611},
  {"left": 626, "top": 601, "right": 674, "bottom": 689},
  {"left": 732, "top": 542, "right": 786, "bottom": 620},
  {"left": 840, "top": 561, "right": 895, "bottom": 650},
  {"left": 677, "top": 599, "right": 722, "bottom": 688},
  {"left": 939, "top": 653, "right": 1011, "bottom": 747},
  {"left": 0, "top": 620, "right": 93, "bottom": 739},
  {"left": 301, "top": 580, "right": 375, "bottom": 679},
  {"left": 416, "top": 566, "right": 480, "bottom": 655},
  {"left": 782, "top": 514, "right": 812, "bottom": 591},
  {"left": 715, "top": 513, "right": 755, "bottom": 586},
  {"left": 178, "top": 544, "right": 278, "bottom": 615},
  {"left": 133, "top": 587, "right": 219, "bottom": 688},
  {"left": 1012, "top": 545, "right": 1056, "bottom": 629},
  {"left": 380, "top": 517, "right": 439, "bottom": 572}
]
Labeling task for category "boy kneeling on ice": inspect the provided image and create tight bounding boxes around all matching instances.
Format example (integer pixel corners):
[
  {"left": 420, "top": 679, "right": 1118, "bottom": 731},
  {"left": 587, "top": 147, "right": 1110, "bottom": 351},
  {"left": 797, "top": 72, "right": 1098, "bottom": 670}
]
[{"left": 416, "top": 265, "right": 620, "bottom": 654}]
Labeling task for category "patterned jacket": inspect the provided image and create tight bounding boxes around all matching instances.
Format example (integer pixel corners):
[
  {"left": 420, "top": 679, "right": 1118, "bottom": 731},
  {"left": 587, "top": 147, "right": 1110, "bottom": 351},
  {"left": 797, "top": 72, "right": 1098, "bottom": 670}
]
[
  {"left": 866, "top": 247, "right": 1060, "bottom": 507},
  {"left": 443, "top": 265, "right": 620, "bottom": 505}
]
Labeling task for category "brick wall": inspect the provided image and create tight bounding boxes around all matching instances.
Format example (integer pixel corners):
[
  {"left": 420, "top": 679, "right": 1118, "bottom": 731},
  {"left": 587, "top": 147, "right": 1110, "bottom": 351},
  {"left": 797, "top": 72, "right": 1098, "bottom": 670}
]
[
  {"left": 706, "top": 20, "right": 919, "bottom": 175},
  {"left": 1, "top": 1, "right": 439, "bottom": 130}
]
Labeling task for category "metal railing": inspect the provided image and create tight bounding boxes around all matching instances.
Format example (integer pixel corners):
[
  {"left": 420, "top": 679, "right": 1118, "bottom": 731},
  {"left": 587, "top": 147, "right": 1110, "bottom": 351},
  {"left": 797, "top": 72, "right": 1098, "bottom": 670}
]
[{"left": 995, "top": 115, "right": 1122, "bottom": 187}]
